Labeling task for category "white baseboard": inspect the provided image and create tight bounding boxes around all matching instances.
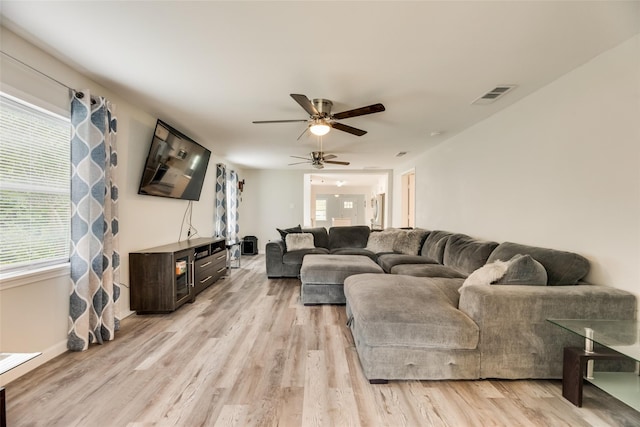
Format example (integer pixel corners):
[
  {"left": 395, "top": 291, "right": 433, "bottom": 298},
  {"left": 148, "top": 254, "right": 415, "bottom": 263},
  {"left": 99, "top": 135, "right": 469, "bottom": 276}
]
[{"left": 1, "top": 312, "right": 136, "bottom": 386}]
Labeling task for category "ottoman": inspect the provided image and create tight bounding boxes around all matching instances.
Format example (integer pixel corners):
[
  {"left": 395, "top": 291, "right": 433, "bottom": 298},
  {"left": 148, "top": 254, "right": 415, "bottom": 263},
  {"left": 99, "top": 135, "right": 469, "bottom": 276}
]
[{"left": 300, "top": 254, "right": 384, "bottom": 305}]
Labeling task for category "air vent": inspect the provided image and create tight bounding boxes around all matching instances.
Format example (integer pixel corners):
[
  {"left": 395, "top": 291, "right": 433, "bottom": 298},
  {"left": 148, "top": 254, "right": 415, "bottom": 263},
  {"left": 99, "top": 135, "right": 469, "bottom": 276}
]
[{"left": 471, "top": 85, "right": 517, "bottom": 105}]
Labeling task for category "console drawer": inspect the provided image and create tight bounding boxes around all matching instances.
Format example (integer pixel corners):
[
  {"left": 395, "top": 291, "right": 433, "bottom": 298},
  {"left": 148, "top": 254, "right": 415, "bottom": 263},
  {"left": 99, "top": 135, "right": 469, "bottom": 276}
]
[{"left": 194, "top": 250, "right": 227, "bottom": 294}]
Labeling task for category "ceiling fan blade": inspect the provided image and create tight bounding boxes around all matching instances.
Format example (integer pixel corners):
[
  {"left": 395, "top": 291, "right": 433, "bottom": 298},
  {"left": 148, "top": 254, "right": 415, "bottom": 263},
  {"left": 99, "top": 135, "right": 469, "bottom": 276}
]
[
  {"left": 332, "top": 103, "right": 385, "bottom": 120},
  {"left": 288, "top": 160, "right": 310, "bottom": 166},
  {"left": 330, "top": 122, "right": 367, "bottom": 136},
  {"left": 296, "top": 126, "right": 309, "bottom": 141},
  {"left": 324, "top": 160, "right": 350, "bottom": 166},
  {"left": 290, "top": 94, "right": 319, "bottom": 116},
  {"left": 290, "top": 155, "right": 310, "bottom": 160},
  {"left": 252, "top": 119, "right": 308, "bottom": 124},
  {"left": 322, "top": 154, "right": 337, "bottom": 160}
]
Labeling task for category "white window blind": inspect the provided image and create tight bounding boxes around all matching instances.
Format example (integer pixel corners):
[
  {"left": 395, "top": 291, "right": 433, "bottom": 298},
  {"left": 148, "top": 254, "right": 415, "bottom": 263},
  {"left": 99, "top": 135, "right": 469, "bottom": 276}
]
[{"left": 0, "top": 92, "right": 70, "bottom": 274}]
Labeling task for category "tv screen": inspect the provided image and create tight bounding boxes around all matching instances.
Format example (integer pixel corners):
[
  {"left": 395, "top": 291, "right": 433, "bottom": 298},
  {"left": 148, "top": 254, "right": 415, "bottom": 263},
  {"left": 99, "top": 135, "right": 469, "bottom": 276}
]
[{"left": 138, "top": 120, "right": 211, "bottom": 201}]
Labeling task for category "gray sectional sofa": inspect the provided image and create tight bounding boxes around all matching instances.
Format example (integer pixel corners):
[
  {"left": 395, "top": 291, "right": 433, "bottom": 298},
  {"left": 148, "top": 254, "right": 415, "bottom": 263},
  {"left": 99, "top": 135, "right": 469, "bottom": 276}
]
[{"left": 266, "top": 226, "right": 637, "bottom": 382}]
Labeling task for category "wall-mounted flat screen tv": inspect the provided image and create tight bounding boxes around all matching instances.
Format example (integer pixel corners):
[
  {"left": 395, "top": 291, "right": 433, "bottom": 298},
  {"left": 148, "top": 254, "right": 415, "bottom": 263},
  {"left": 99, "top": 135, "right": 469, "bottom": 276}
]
[{"left": 138, "top": 119, "right": 211, "bottom": 201}]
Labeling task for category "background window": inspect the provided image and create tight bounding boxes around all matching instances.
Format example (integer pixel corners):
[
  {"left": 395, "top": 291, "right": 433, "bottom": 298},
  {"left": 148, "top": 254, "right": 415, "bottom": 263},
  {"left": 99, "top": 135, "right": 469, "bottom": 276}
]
[
  {"left": 0, "top": 92, "right": 70, "bottom": 274},
  {"left": 315, "top": 199, "right": 327, "bottom": 221}
]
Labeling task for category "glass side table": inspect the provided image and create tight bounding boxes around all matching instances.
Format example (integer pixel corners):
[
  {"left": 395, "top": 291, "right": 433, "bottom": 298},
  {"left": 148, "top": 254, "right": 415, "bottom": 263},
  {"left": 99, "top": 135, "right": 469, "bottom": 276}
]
[
  {"left": 226, "top": 240, "right": 243, "bottom": 269},
  {"left": 1, "top": 352, "right": 41, "bottom": 427},
  {"left": 547, "top": 319, "right": 639, "bottom": 411}
]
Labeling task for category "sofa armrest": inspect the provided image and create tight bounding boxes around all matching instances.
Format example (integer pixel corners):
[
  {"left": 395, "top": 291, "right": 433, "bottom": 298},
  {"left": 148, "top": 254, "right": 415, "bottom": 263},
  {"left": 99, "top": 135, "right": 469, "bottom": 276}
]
[
  {"left": 458, "top": 284, "right": 636, "bottom": 379},
  {"left": 265, "top": 240, "right": 286, "bottom": 277}
]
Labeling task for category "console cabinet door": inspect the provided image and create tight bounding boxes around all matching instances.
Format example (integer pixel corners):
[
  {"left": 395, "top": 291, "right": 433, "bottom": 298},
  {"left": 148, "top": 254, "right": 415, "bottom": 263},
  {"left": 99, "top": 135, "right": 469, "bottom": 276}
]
[{"left": 130, "top": 252, "right": 177, "bottom": 313}]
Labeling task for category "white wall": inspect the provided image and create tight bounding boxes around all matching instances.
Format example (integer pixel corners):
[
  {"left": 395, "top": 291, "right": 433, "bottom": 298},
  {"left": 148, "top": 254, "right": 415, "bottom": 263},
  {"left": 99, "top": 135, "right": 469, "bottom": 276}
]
[
  {"left": 394, "top": 35, "right": 640, "bottom": 300},
  {"left": 239, "top": 169, "right": 306, "bottom": 250},
  {"left": 0, "top": 27, "right": 244, "bottom": 384}
]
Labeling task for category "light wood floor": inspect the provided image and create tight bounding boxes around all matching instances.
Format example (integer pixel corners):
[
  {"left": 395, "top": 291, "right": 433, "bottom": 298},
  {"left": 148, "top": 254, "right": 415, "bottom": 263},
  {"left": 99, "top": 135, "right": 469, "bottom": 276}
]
[{"left": 6, "top": 254, "right": 640, "bottom": 426}]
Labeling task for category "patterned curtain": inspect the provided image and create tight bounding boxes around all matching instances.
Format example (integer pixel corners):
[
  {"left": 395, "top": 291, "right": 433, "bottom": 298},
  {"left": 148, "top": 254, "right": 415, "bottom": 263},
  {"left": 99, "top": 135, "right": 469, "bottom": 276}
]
[
  {"left": 228, "top": 170, "right": 240, "bottom": 258},
  {"left": 68, "top": 89, "right": 120, "bottom": 352},
  {"left": 214, "top": 164, "right": 240, "bottom": 258},
  {"left": 215, "top": 163, "right": 227, "bottom": 238}
]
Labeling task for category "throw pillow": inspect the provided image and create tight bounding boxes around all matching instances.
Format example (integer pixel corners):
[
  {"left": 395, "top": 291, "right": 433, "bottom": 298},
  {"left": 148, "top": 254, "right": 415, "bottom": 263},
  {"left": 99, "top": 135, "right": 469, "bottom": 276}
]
[
  {"left": 461, "top": 260, "right": 510, "bottom": 287},
  {"left": 276, "top": 225, "right": 302, "bottom": 241},
  {"left": 366, "top": 229, "right": 400, "bottom": 253},
  {"left": 392, "top": 228, "right": 429, "bottom": 255},
  {"left": 285, "top": 233, "right": 315, "bottom": 251},
  {"left": 494, "top": 254, "right": 548, "bottom": 286}
]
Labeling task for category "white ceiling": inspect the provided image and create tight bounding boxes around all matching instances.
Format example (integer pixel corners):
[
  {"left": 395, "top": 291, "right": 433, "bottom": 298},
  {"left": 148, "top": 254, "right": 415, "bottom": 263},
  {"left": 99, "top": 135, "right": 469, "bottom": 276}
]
[{"left": 1, "top": 1, "right": 638, "bottom": 171}]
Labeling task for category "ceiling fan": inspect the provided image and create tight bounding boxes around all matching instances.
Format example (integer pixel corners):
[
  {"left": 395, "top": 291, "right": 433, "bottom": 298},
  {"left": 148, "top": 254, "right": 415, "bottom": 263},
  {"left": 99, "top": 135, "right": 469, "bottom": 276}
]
[
  {"left": 289, "top": 151, "right": 349, "bottom": 169},
  {"left": 253, "top": 94, "right": 385, "bottom": 139}
]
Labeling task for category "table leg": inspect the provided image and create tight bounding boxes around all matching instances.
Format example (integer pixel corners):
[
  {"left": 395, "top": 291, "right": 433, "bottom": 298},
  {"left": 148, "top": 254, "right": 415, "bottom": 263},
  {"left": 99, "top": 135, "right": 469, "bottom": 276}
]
[
  {"left": 563, "top": 347, "right": 585, "bottom": 406},
  {"left": 562, "top": 347, "right": 628, "bottom": 407},
  {"left": 1, "top": 386, "right": 6, "bottom": 427}
]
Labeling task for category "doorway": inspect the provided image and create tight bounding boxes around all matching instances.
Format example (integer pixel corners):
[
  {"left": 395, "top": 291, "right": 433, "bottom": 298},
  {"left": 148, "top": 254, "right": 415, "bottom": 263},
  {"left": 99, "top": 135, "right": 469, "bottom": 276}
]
[
  {"left": 304, "top": 172, "right": 391, "bottom": 228},
  {"left": 401, "top": 170, "right": 415, "bottom": 228}
]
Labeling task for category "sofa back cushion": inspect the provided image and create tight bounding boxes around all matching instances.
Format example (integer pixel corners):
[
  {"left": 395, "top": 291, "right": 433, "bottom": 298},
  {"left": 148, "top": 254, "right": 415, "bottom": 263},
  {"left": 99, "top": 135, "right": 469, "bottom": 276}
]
[
  {"left": 421, "top": 230, "right": 455, "bottom": 263},
  {"left": 487, "top": 242, "right": 590, "bottom": 285},
  {"left": 443, "top": 234, "right": 499, "bottom": 275},
  {"left": 302, "top": 227, "right": 329, "bottom": 249},
  {"left": 329, "top": 225, "right": 370, "bottom": 250}
]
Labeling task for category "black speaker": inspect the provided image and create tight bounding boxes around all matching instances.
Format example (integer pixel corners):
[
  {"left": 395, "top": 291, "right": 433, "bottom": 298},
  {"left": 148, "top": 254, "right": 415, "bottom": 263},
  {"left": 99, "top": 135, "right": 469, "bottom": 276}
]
[{"left": 242, "top": 236, "right": 258, "bottom": 255}]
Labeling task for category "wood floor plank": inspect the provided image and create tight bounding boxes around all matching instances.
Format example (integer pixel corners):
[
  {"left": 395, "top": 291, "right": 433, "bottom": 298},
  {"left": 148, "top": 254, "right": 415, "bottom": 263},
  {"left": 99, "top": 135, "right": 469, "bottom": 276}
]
[
  {"left": 4, "top": 254, "right": 640, "bottom": 426},
  {"left": 302, "top": 350, "right": 329, "bottom": 427}
]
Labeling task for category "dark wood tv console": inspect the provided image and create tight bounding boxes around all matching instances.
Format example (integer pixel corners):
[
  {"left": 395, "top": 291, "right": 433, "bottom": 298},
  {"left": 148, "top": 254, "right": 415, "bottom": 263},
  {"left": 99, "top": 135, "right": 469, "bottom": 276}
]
[{"left": 129, "top": 237, "right": 227, "bottom": 314}]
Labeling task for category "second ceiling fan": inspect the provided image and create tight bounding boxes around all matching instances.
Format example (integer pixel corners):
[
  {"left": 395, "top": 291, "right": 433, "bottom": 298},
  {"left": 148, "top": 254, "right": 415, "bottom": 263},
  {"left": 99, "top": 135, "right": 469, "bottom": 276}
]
[
  {"left": 253, "top": 94, "right": 385, "bottom": 138},
  {"left": 289, "top": 151, "right": 349, "bottom": 169}
]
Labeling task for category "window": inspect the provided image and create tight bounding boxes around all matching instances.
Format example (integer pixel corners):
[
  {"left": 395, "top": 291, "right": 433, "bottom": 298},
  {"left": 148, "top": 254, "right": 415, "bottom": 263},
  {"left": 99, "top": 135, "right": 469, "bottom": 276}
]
[
  {"left": 343, "top": 201, "right": 353, "bottom": 209},
  {"left": 315, "top": 199, "right": 327, "bottom": 221},
  {"left": 0, "top": 92, "right": 70, "bottom": 274}
]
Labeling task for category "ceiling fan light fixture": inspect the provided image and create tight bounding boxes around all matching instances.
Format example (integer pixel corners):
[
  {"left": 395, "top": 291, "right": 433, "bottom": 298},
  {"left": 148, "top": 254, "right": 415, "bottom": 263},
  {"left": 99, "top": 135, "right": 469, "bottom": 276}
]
[{"left": 309, "top": 120, "right": 330, "bottom": 136}]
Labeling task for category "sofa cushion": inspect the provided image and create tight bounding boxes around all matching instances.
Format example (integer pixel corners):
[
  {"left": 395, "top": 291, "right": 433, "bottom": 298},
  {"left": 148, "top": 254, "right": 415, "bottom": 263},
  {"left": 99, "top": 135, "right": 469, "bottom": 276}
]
[
  {"left": 344, "top": 273, "right": 479, "bottom": 350},
  {"left": 285, "top": 233, "right": 315, "bottom": 251},
  {"left": 487, "top": 242, "right": 589, "bottom": 285},
  {"left": 421, "top": 230, "right": 454, "bottom": 263},
  {"left": 365, "top": 229, "right": 401, "bottom": 253},
  {"left": 443, "top": 234, "right": 499, "bottom": 275},
  {"left": 390, "top": 263, "right": 467, "bottom": 279},
  {"left": 282, "top": 247, "right": 330, "bottom": 265},
  {"left": 392, "top": 228, "right": 430, "bottom": 255},
  {"left": 328, "top": 225, "right": 370, "bottom": 250},
  {"left": 302, "top": 227, "right": 329, "bottom": 249},
  {"left": 330, "top": 247, "right": 378, "bottom": 262},
  {"left": 495, "top": 254, "right": 548, "bottom": 286},
  {"left": 331, "top": 247, "right": 377, "bottom": 259},
  {"left": 377, "top": 253, "right": 438, "bottom": 273}
]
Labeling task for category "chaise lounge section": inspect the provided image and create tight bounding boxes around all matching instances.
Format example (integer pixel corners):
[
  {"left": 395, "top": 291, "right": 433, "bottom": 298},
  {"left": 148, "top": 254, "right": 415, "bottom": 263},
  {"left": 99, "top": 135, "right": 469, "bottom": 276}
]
[{"left": 344, "top": 240, "right": 636, "bottom": 381}]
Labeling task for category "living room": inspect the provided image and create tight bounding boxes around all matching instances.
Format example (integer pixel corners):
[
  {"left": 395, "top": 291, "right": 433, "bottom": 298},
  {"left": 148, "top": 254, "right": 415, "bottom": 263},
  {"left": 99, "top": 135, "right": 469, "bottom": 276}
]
[{"left": 1, "top": 1, "right": 639, "bottom": 425}]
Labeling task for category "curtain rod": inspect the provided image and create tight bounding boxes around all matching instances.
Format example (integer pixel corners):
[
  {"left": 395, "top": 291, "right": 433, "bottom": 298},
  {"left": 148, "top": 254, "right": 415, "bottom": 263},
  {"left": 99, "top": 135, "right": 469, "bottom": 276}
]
[{"left": 1, "top": 50, "right": 74, "bottom": 92}]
